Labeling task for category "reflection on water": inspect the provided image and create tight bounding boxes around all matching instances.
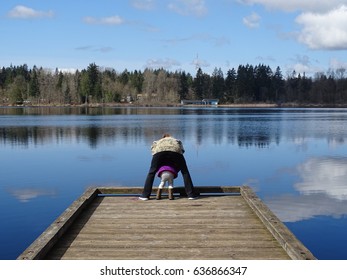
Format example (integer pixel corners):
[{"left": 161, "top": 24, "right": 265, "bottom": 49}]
[
  {"left": 6, "top": 187, "right": 56, "bottom": 203},
  {"left": 2, "top": 107, "right": 347, "bottom": 149},
  {"left": 266, "top": 193, "right": 347, "bottom": 223},
  {"left": 1, "top": 106, "right": 347, "bottom": 260},
  {"left": 296, "top": 157, "right": 347, "bottom": 200},
  {"left": 266, "top": 156, "right": 347, "bottom": 221},
  {"left": 264, "top": 155, "right": 347, "bottom": 259},
  {"left": 266, "top": 156, "right": 347, "bottom": 222}
]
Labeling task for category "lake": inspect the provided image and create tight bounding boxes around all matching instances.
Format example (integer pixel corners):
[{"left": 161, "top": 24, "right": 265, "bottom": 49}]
[{"left": 1, "top": 106, "right": 347, "bottom": 260}]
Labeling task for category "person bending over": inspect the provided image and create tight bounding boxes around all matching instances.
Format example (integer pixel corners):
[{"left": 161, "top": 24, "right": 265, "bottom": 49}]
[{"left": 139, "top": 133, "right": 199, "bottom": 200}]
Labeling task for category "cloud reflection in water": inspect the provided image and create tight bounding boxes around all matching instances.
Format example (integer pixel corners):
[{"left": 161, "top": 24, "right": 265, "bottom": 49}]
[
  {"left": 266, "top": 156, "right": 347, "bottom": 222},
  {"left": 296, "top": 157, "right": 347, "bottom": 200},
  {"left": 6, "top": 187, "right": 56, "bottom": 203}
]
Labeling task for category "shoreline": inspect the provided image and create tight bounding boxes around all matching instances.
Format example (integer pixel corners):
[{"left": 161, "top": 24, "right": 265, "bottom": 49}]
[{"left": 1, "top": 102, "right": 347, "bottom": 109}]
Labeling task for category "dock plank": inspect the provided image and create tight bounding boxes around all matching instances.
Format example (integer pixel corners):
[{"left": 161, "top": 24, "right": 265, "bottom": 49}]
[
  {"left": 18, "top": 186, "right": 316, "bottom": 260},
  {"left": 44, "top": 195, "right": 291, "bottom": 260}
]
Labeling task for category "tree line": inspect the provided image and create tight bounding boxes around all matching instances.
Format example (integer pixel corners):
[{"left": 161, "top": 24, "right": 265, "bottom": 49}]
[{"left": 1, "top": 63, "right": 347, "bottom": 106}]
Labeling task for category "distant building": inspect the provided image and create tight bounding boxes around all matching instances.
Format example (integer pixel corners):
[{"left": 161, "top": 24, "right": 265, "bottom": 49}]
[
  {"left": 180, "top": 100, "right": 203, "bottom": 105},
  {"left": 202, "top": 99, "right": 219, "bottom": 105},
  {"left": 181, "top": 99, "right": 219, "bottom": 106}
]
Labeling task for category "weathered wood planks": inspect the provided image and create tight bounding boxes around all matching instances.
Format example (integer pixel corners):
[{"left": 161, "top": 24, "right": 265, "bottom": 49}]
[{"left": 17, "top": 186, "right": 316, "bottom": 260}]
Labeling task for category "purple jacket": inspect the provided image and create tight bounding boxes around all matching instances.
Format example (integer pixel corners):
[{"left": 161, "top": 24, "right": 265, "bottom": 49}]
[{"left": 157, "top": 165, "right": 178, "bottom": 178}]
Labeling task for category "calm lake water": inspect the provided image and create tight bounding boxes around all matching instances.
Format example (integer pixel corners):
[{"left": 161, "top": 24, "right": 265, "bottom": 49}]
[{"left": 1, "top": 106, "right": 347, "bottom": 260}]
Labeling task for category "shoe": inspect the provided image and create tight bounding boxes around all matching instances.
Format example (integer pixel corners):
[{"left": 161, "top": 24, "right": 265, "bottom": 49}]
[
  {"left": 138, "top": 196, "right": 149, "bottom": 201},
  {"left": 188, "top": 195, "right": 199, "bottom": 200}
]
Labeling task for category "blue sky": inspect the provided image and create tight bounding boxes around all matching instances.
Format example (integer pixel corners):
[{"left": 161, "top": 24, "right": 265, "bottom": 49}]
[{"left": 1, "top": 0, "right": 347, "bottom": 76}]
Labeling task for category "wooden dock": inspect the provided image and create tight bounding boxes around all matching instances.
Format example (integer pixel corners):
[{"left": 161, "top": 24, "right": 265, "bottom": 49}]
[{"left": 17, "top": 186, "right": 316, "bottom": 260}]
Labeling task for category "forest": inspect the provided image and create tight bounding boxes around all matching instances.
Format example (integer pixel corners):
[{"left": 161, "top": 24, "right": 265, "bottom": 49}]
[{"left": 1, "top": 63, "right": 347, "bottom": 106}]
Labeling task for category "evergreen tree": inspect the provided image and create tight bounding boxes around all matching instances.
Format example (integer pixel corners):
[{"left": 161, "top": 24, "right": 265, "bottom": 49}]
[
  {"left": 84, "top": 63, "right": 102, "bottom": 102},
  {"left": 285, "top": 71, "right": 299, "bottom": 102},
  {"left": 211, "top": 67, "right": 225, "bottom": 101},
  {"left": 236, "top": 64, "right": 255, "bottom": 102},
  {"left": 78, "top": 70, "right": 89, "bottom": 103},
  {"left": 56, "top": 71, "right": 64, "bottom": 90},
  {"left": 119, "top": 69, "right": 129, "bottom": 85},
  {"left": 298, "top": 73, "right": 312, "bottom": 103},
  {"left": 29, "top": 69, "right": 40, "bottom": 98},
  {"left": 254, "top": 64, "right": 272, "bottom": 102},
  {"left": 178, "top": 71, "right": 189, "bottom": 100},
  {"left": 272, "top": 66, "right": 285, "bottom": 103},
  {"left": 225, "top": 68, "right": 236, "bottom": 102},
  {"left": 193, "top": 68, "right": 204, "bottom": 99},
  {"left": 130, "top": 70, "right": 144, "bottom": 93},
  {"left": 0, "top": 67, "right": 6, "bottom": 89}
]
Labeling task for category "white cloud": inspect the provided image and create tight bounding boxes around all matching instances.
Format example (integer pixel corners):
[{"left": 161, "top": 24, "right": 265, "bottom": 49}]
[
  {"left": 238, "top": 1, "right": 347, "bottom": 50},
  {"left": 168, "top": 0, "right": 207, "bottom": 17},
  {"left": 164, "top": 33, "right": 230, "bottom": 47},
  {"left": 237, "top": 0, "right": 346, "bottom": 13},
  {"left": 243, "top": 12, "right": 261, "bottom": 28},
  {"left": 289, "top": 63, "right": 313, "bottom": 75},
  {"left": 7, "top": 5, "right": 53, "bottom": 19},
  {"left": 296, "top": 5, "right": 347, "bottom": 50},
  {"left": 83, "top": 15, "right": 125, "bottom": 25},
  {"left": 329, "top": 58, "right": 347, "bottom": 71},
  {"left": 75, "top": 45, "right": 114, "bottom": 53},
  {"left": 145, "top": 58, "right": 181, "bottom": 69},
  {"left": 95, "top": 47, "right": 114, "bottom": 53},
  {"left": 58, "top": 68, "right": 78, "bottom": 74},
  {"left": 256, "top": 55, "right": 276, "bottom": 62},
  {"left": 131, "top": 0, "right": 156, "bottom": 10},
  {"left": 286, "top": 54, "right": 322, "bottom": 75},
  {"left": 191, "top": 56, "right": 210, "bottom": 69}
]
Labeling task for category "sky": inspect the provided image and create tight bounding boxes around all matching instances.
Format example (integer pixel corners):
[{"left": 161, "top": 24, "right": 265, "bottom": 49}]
[{"left": 1, "top": 0, "right": 347, "bottom": 76}]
